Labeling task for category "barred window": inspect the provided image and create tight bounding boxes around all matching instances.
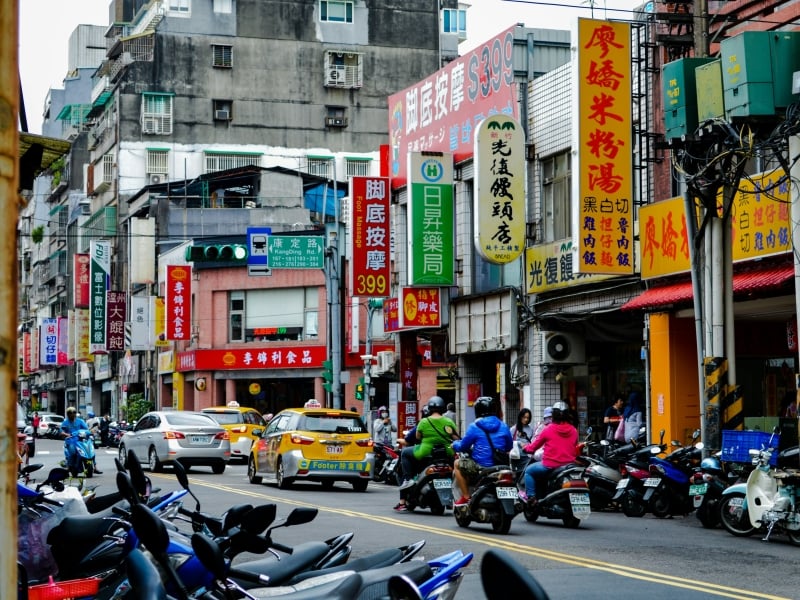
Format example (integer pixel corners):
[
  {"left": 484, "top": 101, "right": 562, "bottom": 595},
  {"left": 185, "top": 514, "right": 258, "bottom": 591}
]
[
  {"left": 212, "top": 44, "right": 232, "bottom": 68},
  {"left": 141, "top": 93, "right": 173, "bottom": 135},
  {"left": 307, "top": 157, "right": 333, "bottom": 178},
  {"left": 345, "top": 158, "right": 371, "bottom": 178},
  {"left": 204, "top": 152, "right": 262, "bottom": 174},
  {"left": 146, "top": 149, "right": 169, "bottom": 174}
]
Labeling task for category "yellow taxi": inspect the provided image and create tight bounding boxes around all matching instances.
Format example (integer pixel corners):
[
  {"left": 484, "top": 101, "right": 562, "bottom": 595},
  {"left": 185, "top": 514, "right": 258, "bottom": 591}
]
[
  {"left": 201, "top": 402, "right": 267, "bottom": 463},
  {"left": 247, "top": 403, "right": 374, "bottom": 491}
]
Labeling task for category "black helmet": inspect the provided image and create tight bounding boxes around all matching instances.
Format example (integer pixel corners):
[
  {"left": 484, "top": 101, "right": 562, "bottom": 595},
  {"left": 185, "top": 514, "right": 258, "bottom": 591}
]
[
  {"left": 473, "top": 396, "right": 495, "bottom": 418},
  {"left": 427, "top": 396, "right": 446, "bottom": 414}
]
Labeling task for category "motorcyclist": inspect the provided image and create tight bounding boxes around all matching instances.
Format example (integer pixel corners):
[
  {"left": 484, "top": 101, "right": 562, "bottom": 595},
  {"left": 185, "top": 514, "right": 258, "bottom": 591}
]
[
  {"left": 520, "top": 401, "right": 577, "bottom": 506},
  {"left": 451, "top": 396, "right": 513, "bottom": 506},
  {"left": 394, "top": 397, "right": 458, "bottom": 512},
  {"left": 61, "top": 406, "right": 101, "bottom": 474}
]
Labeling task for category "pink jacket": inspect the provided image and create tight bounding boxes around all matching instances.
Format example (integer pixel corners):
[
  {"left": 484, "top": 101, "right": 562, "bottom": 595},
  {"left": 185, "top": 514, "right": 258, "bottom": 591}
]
[{"left": 524, "top": 422, "right": 578, "bottom": 468}]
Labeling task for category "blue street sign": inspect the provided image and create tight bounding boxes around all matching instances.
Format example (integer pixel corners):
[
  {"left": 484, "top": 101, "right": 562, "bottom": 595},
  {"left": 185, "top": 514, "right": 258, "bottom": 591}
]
[{"left": 247, "top": 227, "right": 271, "bottom": 266}]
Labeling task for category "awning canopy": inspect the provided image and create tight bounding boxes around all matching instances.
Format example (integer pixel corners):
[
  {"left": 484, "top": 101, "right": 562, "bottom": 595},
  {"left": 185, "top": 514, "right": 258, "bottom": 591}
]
[{"left": 621, "top": 264, "right": 795, "bottom": 311}]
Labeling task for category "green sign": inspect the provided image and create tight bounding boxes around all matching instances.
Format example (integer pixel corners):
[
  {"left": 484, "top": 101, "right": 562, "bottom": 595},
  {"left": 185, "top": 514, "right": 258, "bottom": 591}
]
[{"left": 267, "top": 236, "right": 325, "bottom": 269}]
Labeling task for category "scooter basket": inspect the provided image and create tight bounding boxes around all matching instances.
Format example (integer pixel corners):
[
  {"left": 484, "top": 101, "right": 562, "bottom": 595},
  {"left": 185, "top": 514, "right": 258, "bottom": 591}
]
[
  {"left": 721, "top": 430, "right": 778, "bottom": 466},
  {"left": 28, "top": 576, "right": 100, "bottom": 600}
]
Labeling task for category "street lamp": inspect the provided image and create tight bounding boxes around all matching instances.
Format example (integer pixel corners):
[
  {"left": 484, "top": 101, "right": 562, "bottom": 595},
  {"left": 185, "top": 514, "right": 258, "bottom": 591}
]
[{"left": 360, "top": 354, "right": 374, "bottom": 426}]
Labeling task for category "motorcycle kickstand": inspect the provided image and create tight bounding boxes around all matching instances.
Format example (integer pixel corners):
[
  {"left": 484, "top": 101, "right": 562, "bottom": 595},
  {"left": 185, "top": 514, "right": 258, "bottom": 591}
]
[{"left": 761, "top": 519, "right": 777, "bottom": 542}]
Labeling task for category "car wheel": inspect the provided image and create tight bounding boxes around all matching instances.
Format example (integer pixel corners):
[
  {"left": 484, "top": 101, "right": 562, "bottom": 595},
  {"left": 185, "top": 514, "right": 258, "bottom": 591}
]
[
  {"left": 211, "top": 462, "right": 225, "bottom": 475},
  {"left": 276, "top": 459, "right": 292, "bottom": 490},
  {"left": 321, "top": 480, "right": 335, "bottom": 490},
  {"left": 118, "top": 445, "right": 127, "bottom": 468},
  {"left": 148, "top": 447, "right": 162, "bottom": 473},
  {"left": 352, "top": 479, "right": 368, "bottom": 493},
  {"left": 248, "top": 457, "right": 262, "bottom": 484}
]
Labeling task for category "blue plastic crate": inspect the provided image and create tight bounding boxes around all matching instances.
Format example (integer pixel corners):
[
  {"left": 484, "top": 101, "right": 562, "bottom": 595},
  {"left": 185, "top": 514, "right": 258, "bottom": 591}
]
[{"left": 721, "top": 430, "right": 779, "bottom": 465}]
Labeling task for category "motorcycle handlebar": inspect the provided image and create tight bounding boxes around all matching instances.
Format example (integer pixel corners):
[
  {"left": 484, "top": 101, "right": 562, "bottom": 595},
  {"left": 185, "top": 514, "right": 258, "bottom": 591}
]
[{"left": 270, "top": 541, "right": 293, "bottom": 554}]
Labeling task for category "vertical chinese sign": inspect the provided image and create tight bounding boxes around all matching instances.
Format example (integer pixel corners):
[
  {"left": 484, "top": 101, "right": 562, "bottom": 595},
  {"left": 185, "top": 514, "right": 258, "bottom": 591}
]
[
  {"left": 407, "top": 152, "right": 454, "bottom": 285},
  {"left": 90, "top": 240, "right": 110, "bottom": 354},
  {"left": 398, "top": 287, "right": 442, "bottom": 329},
  {"left": 40, "top": 318, "right": 58, "bottom": 366},
  {"left": 166, "top": 265, "right": 191, "bottom": 341},
  {"left": 575, "top": 19, "right": 633, "bottom": 275},
  {"left": 106, "top": 291, "right": 127, "bottom": 352},
  {"left": 474, "top": 114, "right": 525, "bottom": 264},
  {"left": 349, "top": 176, "right": 391, "bottom": 297},
  {"left": 73, "top": 253, "right": 90, "bottom": 307}
]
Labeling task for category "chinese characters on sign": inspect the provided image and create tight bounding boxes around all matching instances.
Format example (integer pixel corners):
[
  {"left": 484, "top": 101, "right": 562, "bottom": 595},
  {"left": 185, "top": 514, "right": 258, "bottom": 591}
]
[
  {"left": 40, "top": 318, "right": 58, "bottom": 366},
  {"left": 407, "top": 152, "right": 454, "bottom": 285},
  {"left": 388, "top": 26, "right": 518, "bottom": 189},
  {"left": 474, "top": 114, "right": 525, "bottom": 264},
  {"left": 176, "top": 345, "right": 326, "bottom": 371},
  {"left": 267, "top": 236, "right": 324, "bottom": 269},
  {"left": 106, "top": 291, "right": 127, "bottom": 352},
  {"left": 576, "top": 19, "right": 633, "bottom": 275},
  {"left": 399, "top": 287, "right": 442, "bottom": 329},
  {"left": 525, "top": 239, "right": 611, "bottom": 294},
  {"left": 165, "top": 265, "right": 191, "bottom": 341},
  {"left": 89, "top": 240, "right": 110, "bottom": 354},
  {"left": 349, "top": 177, "right": 391, "bottom": 296},
  {"left": 74, "top": 253, "right": 90, "bottom": 308}
]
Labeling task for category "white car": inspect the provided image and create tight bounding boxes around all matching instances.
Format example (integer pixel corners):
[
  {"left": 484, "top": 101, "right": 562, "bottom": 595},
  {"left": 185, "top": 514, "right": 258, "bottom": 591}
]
[{"left": 37, "top": 413, "right": 64, "bottom": 437}]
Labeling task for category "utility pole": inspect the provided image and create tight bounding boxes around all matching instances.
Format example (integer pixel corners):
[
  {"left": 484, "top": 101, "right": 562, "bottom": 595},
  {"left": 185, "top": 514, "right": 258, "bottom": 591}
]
[
  {"left": 325, "top": 231, "right": 342, "bottom": 409},
  {"left": 360, "top": 298, "right": 383, "bottom": 426}
]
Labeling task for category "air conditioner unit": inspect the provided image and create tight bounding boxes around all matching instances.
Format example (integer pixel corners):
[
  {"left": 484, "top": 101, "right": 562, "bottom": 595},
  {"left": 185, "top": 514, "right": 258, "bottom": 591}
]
[
  {"left": 325, "top": 116, "right": 347, "bottom": 127},
  {"left": 214, "top": 109, "right": 230, "bottom": 121},
  {"left": 377, "top": 350, "right": 395, "bottom": 373},
  {"left": 541, "top": 331, "right": 585, "bottom": 364},
  {"left": 148, "top": 173, "right": 163, "bottom": 185}
]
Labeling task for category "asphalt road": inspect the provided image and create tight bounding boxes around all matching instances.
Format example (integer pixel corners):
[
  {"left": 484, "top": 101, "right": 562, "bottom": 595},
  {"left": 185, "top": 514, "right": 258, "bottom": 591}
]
[{"left": 23, "top": 439, "right": 798, "bottom": 600}]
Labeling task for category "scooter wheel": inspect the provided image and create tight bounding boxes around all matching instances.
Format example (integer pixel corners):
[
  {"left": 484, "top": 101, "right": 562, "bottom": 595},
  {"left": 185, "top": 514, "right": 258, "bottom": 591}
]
[
  {"left": 454, "top": 508, "right": 471, "bottom": 528},
  {"left": 523, "top": 505, "right": 539, "bottom": 523},
  {"left": 718, "top": 492, "right": 755, "bottom": 537},
  {"left": 651, "top": 491, "right": 672, "bottom": 518},
  {"left": 621, "top": 493, "right": 647, "bottom": 518},
  {"left": 562, "top": 516, "right": 581, "bottom": 528}
]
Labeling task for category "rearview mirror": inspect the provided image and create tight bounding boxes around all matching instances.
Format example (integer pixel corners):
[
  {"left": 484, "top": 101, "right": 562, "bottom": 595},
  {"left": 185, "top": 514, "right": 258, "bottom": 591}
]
[{"left": 252, "top": 428, "right": 263, "bottom": 438}]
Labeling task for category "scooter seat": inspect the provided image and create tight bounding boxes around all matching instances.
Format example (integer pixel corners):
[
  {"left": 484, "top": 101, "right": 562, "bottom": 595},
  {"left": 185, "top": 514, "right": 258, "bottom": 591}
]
[
  {"left": 231, "top": 540, "right": 333, "bottom": 588},
  {"left": 47, "top": 514, "right": 121, "bottom": 546},
  {"left": 287, "top": 547, "right": 404, "bottom": 583}
]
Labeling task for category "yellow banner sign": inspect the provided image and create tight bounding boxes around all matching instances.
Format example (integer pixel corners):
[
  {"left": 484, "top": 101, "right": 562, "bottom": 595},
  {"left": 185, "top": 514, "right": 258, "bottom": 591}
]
[{"left": 526, "top": 239, "right": 612, "bottom": 294}]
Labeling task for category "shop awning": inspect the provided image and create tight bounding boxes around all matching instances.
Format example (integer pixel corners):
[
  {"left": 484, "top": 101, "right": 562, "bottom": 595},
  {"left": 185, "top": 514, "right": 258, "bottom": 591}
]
[{"left": 621, "top": 264, "right": 795, "bottom": 311}]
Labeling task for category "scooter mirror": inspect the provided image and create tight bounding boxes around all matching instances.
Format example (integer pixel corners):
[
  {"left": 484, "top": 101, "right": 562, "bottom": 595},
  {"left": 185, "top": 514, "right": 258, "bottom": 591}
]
[
  {"left": 695, "top": 442, "right": 704, "bottom": 450},
  {"left": 283, "top": 506, "right": 318, "bottom": 527},
  {"left": 172, "top": 459, "right": 190, "bottom": 489},
  {"left": 586, "top": 426, "right": 593, "bottom": 435}
]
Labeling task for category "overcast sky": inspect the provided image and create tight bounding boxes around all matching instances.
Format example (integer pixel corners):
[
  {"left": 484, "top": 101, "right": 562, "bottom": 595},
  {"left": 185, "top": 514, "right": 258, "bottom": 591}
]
[{"left": 19, "top": 0, "right": 641, "bottom": 134}]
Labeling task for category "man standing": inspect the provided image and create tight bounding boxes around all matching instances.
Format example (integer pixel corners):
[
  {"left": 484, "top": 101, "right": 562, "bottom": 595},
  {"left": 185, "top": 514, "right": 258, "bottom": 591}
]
[
  {"left": 604, "top": 394, "right": 624, "bottom": 440},
  {"left": 444, "top": 402, "right": 457, "bottom": 423}
]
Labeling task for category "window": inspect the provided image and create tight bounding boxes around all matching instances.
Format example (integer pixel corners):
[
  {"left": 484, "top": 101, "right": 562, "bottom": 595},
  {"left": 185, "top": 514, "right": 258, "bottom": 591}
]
[
  {"left": 213, "top": 100, "right": 232, "bottom": 121},
  {"left": 542, "top": 152, "right": 572, "bottom": 242},
  {"left": 325, "top": 51, "right": 363, "bottom": 88},
  {"left": 203, "top": 151, "right": 262, "bottom": 174},
  {"left": 212, "top": 44, "right": 232, "bottom": 68},
  {"left": 307, "top": 156, "right": 333, "bottom": 178},
  {"left": 213, "top": 0, "right": 232, "bottom": 13},
  {"left": 168, "top": 0, "right": 190, "bottom": 13},
  {"left": 346, "top": 158, "right": 371, "bottom": 178},
  {"left": 141, "top": 93, "right": 173, "bottom": 135},
  {"left": 146, "top": 149, "right": 169, "bottom": 174},
  {"left": 442, "top": 8, "right": 466, "bottom": 37},
  {"left": 320, "top": 1, "right": 353, "bottom": 23},
  {"left": 230, "top": 291, "right": 244, "bottom": 342}
]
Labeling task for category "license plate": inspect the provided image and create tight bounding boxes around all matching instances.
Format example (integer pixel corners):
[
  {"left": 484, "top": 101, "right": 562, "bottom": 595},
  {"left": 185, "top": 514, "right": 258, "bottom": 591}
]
[
  {"left": 616, "top": 478, "right": 629, "bottom": 490},
  {"left": 644, "top": 477, "right": 661, "bottom": 487},
  {"left": 326, "top": 445, "right": 344, "bottom": 454},
  {"left": 496, "top": 487, "right": 518, "bottom": 499},
  {"left": 386, "top": 458, "right": 397, "bottom": 469},
  {"left": 689, "top": 483, "right": 708, "bottom": 496},
  {"left": 433, "top": 477, "right": 452, "bottom": 490},
  {"left": 569, "top": 493, "right": 591, "bottom": 518},
  {"left": 728, "top": 496, "right": 744, "bottom": 508},
  {"left": 190, "top": 435, "right": 209, "bottom": 444}
]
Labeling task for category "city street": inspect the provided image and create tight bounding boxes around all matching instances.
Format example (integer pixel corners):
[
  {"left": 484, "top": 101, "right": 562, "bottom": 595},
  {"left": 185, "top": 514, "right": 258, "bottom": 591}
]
[{"left": 23, "top": 438, "right": 796, "bottom": 599}]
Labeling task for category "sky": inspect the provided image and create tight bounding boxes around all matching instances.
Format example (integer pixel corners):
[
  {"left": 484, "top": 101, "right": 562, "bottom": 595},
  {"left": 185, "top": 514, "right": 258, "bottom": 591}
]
[{"left": 18, "top": 0, "right": 641, "bottom": 135}]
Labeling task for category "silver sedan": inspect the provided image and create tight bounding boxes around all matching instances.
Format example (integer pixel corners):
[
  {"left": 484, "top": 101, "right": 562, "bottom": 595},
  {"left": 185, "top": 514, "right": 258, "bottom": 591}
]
[{"left": 118, "top": 410, "right": 231, "bottom": 474}]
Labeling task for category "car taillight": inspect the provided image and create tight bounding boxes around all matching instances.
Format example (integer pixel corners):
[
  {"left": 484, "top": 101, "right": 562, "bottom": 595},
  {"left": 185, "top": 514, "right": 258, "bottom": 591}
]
[
  {"left": 164, "top": 431, "right": 186, "bottom": 439},
  {"left": 290, "top": 434, "right": 315, "bottom": 445},
  {"left": 214, "top": 431, "right": 229, "bottom": 440},
  {"left": 231, "top": 426, "right": 247, "bottom": 434},
  {"left": 355, "top": 439, "right": 373, "bottom": 447},
  {"left": 562, "top": 479, "right": 588, "bottom": 489}
]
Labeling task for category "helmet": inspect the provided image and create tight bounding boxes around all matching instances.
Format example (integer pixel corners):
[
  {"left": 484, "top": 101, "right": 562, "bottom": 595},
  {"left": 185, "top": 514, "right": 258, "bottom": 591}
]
[
  {"left": 427, "top": 396, "right": 446, "bottom": 414},
  {"left": 551, "top": 401, "right": 569, "bottom": 420},
  {"left": 378, "top": 406, "right": 387, "bottom": 412},
  {"left": 66, "top": 406, "right": 77, "bottom": 415},
  {"left": 473, "top": 396, "right": 496, "bottom": 418},
  {"left": 88, "top": 412, "right": 95, "bottom": 419},
  {"left": 421, "top": 405, "right": 430, "bottom": 418}
]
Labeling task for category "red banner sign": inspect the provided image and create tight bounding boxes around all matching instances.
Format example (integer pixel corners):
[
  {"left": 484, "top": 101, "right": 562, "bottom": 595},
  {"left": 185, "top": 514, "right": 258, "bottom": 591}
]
[
  {"left": 399, "top": 287, "right": 441, "bottom": 328},
  {"left": 165, "top": 265, "right": 191, "bottom": 341},
  {"left": 349, "top": 176, "right": 391, "bottom": 297},
  {"left": 74, "top": 253, "right": 90, "bottom": 308},
  {"left": 177, "top": 345, "right": 327, "bottom": 371}
]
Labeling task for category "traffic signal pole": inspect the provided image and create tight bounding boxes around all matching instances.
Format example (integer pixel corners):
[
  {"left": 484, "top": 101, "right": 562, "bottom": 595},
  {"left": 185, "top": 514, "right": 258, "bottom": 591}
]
[{"left": 325, "top": 231, "right": 342, "bottom": 409}]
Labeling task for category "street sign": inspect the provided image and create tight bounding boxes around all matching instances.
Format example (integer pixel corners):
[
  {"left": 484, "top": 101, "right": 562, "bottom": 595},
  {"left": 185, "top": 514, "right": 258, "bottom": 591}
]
[
  {"left": 247, "top": 227, "right": 272, "bottom": 267},
  {"left": 268, "top": 235, "right": 325, "bottom": 269},
  {"left": 247, "top": 265, "right": 272, "bottom": 277}
]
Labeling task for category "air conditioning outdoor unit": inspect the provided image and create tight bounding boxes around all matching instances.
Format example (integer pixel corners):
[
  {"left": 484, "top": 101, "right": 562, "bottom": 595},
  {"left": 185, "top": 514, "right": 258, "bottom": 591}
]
[
  {"left": 148, "top": 173, "right": 163, "bottom": 185},
  {"left": 214, "top": 109, "right": 230, "bottom": 121},
  {"left": 325, "top": 116, "right": 347, "bottom": 127},
  {"left": 541, "top": 331, "right": 585, "bottom": 364},
  {"left": 377, "top": 350, "right": 395, "bottom": 373}
]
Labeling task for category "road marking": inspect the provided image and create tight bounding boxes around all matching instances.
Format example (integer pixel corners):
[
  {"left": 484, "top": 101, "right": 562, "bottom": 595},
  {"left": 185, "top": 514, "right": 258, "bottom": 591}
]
[{"left": 157, "top": 474, "right": 789, "bottom": 600}]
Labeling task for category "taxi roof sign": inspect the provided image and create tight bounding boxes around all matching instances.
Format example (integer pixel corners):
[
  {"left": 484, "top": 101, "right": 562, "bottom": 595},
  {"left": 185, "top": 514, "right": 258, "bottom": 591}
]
[
  {"left": 304, "top": 399, "right": 322, "bottom": 408},
  {"left": 227, "top": 400, "right": 240, "bottom": 407}
]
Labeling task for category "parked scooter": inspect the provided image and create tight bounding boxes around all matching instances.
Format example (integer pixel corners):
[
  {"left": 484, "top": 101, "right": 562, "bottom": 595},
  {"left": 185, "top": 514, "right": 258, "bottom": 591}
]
[
  {"left": 642, "top": 429, "right": 703, "bottom": 518},
  {"left": 611, "top": 430, "right": 667, "bottom": 517},
  {"left": 689, "top": 451, "right": 741, "bottom": 528},
  {"left": 373, "top": 441, "right": 401, "bottom": 485},
  {"left": 402, "top": 446, "right": 454, "bottom": 515},
  {"left": 453, "top": 462, "right": 519, "bottom": 534},
  {"left": 63, "top": 428, "right": 97, "bottom": 477},
  {"left": 514, "top": 455, "right": 590, "bottom": 528},
  {"left": 744, "top": 428, "right": 800, "bottom": 544}
]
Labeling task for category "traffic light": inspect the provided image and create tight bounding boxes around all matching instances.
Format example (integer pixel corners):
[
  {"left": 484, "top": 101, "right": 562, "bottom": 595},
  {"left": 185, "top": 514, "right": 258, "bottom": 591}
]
[
  {"left": 185, "top": 244, "right": 248, "bottom": 263},
  {"left": 355, "top": 377, "right": 365, "bottom": 400},
  {"left": 322, "top": 359, "right": 333, "bottom": 393}
]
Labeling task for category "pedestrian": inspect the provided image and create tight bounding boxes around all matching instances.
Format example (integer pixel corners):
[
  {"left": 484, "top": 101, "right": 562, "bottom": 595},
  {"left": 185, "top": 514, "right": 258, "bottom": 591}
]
[
  {"left": 623, "top": 391, "right": 643, "bottom": 442},
  {"left": 444, "top": 402, "right": 456, "bottom": 423},
  {"left": 520, "top": 401, "right": 578, "bottom": 506},
  {"left": 99, "top": 414, "right": 111, "bottom": 447},
  {"left": 604, "top": 394, "right": 625, "bottom": 440},
  {"left": 510, "top": 408, "right": 534, "bottom": 446},
  {"left": 31, "top": 411, "right": 40, "bottom": 439},
  {"left": 372, "top": 406, "right": 397, "bottom": 446}
]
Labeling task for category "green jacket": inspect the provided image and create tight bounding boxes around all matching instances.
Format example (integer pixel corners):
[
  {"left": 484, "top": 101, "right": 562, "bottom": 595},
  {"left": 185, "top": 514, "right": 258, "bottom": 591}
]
[{"left": 412, "top": 416, "right": 457, "bottom": 460}]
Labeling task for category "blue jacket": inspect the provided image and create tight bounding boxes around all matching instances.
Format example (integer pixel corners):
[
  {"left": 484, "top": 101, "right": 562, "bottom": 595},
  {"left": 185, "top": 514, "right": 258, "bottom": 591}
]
[{"left": 452, "top": 416, "right": 513, "bottom": 468}]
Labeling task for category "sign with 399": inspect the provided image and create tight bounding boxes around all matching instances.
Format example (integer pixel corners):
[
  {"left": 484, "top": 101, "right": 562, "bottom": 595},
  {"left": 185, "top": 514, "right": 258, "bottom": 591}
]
[{"left": 349, "top": 176, "right": 390, "bottom": 296}]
